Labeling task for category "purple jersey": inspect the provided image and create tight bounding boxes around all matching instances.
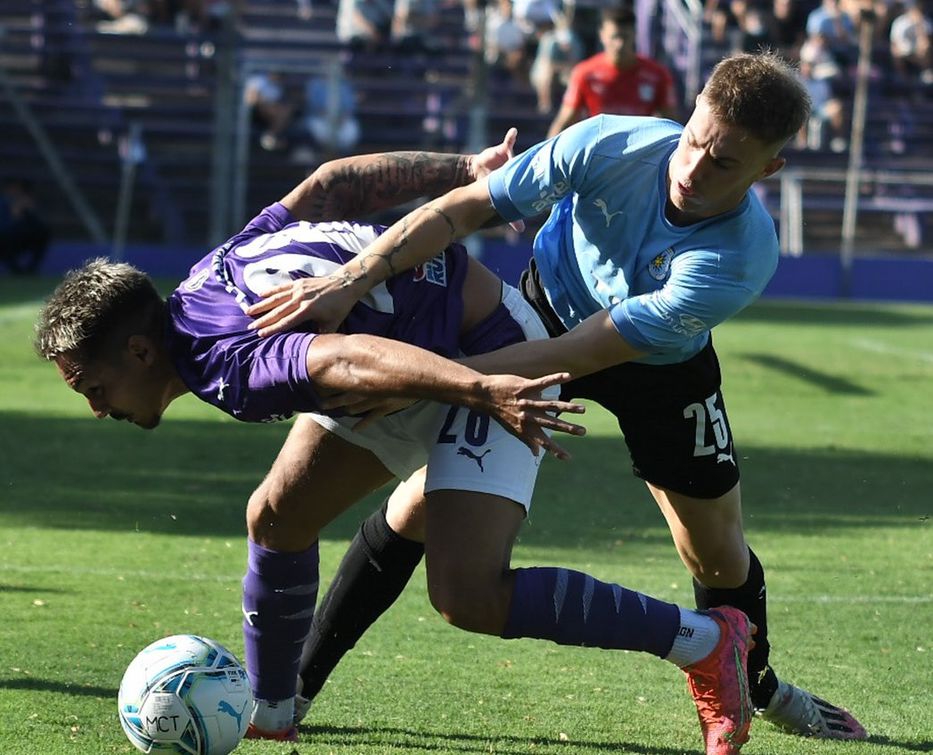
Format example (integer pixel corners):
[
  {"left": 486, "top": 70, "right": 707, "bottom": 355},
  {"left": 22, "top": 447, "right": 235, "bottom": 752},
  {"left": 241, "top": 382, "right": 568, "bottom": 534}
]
[{"left": 166, "top": 203, "right": 520, "bottom": 423}]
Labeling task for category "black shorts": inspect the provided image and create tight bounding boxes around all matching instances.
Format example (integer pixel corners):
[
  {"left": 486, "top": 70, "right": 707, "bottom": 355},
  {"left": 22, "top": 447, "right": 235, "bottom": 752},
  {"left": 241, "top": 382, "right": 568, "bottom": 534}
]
[{"left": 520, "top": 260, "right": 740, "bottom": 499}]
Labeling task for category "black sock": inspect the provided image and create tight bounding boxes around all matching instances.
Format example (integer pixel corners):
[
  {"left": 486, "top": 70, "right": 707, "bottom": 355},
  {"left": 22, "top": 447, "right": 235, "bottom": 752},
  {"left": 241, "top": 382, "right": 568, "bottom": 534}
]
[
  {"left": 693, "top": 546, "right": 779, "bottom": 709},
  {"left": 298, "top": 502, "right": 425, "bottom": 701}
]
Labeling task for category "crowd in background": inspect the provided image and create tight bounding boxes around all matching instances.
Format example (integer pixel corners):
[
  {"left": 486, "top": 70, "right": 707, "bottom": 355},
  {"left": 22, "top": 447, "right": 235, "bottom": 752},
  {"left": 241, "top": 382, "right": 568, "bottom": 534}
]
[{"left": 83, "top": 0, "right": 933, "bottom": 161}]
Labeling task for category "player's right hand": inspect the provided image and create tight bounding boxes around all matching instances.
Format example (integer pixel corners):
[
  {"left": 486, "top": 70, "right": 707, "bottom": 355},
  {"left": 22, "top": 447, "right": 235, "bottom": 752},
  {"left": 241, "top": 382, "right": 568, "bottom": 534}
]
[
  {"left": 482, "top": 372, "right": 587, "bottom": 460},
  {"left": 246, "top": 274, "right": 359, "bottom": 337}
]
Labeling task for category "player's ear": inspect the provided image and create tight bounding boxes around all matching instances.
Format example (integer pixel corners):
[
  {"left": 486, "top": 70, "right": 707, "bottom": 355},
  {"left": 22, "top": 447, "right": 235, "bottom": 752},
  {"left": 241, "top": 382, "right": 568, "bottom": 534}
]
[
  {"left": 760, "top": 156, "right": 785, "bottom": 180},
  {"left": 127, "top": 334, "right": 159, "bottom": 367}
]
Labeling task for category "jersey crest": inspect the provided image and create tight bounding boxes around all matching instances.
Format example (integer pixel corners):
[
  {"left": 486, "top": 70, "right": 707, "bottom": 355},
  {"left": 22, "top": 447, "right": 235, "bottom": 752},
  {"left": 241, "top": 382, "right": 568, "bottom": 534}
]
[{"left": 648, "top": 247, "right": 674, "bottom": 280}]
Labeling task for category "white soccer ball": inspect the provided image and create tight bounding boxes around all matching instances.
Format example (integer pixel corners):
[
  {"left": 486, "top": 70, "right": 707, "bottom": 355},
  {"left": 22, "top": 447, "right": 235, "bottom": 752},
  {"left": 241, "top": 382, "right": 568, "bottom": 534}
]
[{"left": 118, "top": 634, "right": 253, "bottom": 755}]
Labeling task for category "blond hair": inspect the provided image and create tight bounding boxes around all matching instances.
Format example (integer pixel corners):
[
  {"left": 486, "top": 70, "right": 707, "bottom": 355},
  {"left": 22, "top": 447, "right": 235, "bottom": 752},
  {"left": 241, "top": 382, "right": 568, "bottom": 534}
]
[
  {"left": 35, "top": 258, "right": 165, "bottom": 361},
  {"left": 702, "top": 51, "right": 811, "bottom": 146}
]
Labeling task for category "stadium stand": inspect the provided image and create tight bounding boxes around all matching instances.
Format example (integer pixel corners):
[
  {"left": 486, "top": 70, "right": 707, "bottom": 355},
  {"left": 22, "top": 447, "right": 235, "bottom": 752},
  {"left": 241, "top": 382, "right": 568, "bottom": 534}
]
[{"left": 0, "top": 0, "right": 931, "bottom": 262}]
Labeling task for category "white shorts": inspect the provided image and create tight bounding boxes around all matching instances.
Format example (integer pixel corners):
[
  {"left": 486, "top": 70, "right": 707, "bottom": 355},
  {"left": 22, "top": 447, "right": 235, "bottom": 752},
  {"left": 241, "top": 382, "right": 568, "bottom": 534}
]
[{"left": 307, "top": 284, "right": 552, "bottom": 511}]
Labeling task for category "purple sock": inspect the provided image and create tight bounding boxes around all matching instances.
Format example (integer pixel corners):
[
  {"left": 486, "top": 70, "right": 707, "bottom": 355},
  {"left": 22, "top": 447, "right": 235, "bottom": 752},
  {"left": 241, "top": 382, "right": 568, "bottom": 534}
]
[
  {"left": 502, "top": 567, "right": 680, "bottom": 658},
  {"left": 242, "top": 540, "right": 320, "bottom": 701}
]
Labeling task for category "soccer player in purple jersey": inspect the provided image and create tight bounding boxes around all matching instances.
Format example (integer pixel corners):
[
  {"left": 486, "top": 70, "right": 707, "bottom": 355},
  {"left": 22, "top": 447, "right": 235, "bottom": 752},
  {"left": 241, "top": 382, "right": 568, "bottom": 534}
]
[
  {"left": 36, "top": 137, "right": 756, "bottom": 753},
  {"left": 247, "top": 53, "right": 866, "bottom": 747}
]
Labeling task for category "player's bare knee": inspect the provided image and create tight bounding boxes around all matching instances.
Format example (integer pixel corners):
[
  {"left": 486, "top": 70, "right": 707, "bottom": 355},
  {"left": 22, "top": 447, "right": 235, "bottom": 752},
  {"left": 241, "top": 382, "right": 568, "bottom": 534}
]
[
  {"left": 425, "top": 565, "right": 507, "bottom": 635},
  {"left": 689, "top": 536, "right": 750, "bottom": 588},
  {"left": 427, "top": 582, "right": 494, "bottom": 634},
  {"left": 385, "top": 472, "right": 427, "bottom": 542},
  {"left": 245, "top": 483, "right": 278, "bottom": 545},
  {"left": 245, "top": 479, "right": 317, "bottom": 550}
]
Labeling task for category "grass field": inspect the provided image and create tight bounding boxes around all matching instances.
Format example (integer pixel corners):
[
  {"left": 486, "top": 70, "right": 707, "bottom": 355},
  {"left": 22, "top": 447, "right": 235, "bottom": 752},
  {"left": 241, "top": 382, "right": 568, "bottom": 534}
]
[{"left": 1, "top": 276, "right": 931, "bottom": 755}]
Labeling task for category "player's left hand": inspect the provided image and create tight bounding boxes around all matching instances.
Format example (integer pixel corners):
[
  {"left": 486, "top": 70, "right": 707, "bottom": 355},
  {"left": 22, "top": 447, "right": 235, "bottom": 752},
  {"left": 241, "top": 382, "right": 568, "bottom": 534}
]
[
  {"left": 469, "top": 127, "right": 518, "bottom": 180},
  {"left": 246, "top": 274, "right": 358, "bottom": 337},
  {"left": 470, "top": 127, "right": 525, "bottom": 233}
]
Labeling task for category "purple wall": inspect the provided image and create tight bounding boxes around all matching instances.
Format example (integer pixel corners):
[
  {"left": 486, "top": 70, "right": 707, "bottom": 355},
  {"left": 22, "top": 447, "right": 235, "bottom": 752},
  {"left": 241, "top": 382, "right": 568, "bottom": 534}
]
[
  {"left": 30, "top": 239, "right": 933, "bottom": 305},
  {"left": 478, "top": 240, "right": 933, "bottom": 304}
]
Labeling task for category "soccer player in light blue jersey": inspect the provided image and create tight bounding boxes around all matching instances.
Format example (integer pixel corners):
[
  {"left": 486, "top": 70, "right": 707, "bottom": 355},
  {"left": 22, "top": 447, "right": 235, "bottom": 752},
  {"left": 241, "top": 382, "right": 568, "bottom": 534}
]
[
  {"left": 36, "top": 139, "right": 758, "bottom": 753},
  {"left": 249, "top": 52, "right": 867, "bottom": 743}
]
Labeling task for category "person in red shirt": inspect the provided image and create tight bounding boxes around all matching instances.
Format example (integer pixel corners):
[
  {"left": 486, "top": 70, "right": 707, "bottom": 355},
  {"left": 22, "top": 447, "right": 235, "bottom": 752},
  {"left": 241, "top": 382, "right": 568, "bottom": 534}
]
[{"left": 547, "top": 6, "right": 679, "bottom": 136}]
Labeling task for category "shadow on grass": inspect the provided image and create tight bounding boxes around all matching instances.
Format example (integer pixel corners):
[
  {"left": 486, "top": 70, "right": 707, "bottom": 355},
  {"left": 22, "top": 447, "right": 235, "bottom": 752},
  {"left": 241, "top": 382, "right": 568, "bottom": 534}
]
[
  {"left": 1, "top": 412, "right": 930, "bottom": 545},
  {"left": 0, "top": 676, "right": 116, "bottom": 698},
  {"left": 739, "top": 353, "right": 874, "bottom": 395},
  {"left": 300, "top": 722, "right": 689, "bottom": 755},
  {"left": 0, "top": 584, "right": 67, "bottom": 593},
  {"left": 863, "top": 735, "right": 933, "bottom": 753}
]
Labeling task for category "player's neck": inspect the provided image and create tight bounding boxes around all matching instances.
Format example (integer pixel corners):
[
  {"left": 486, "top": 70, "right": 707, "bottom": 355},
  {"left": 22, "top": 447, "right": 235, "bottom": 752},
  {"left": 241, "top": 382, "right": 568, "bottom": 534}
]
[
  {"left": 162, "top": 368, "right": 191, "bottom": 410},
  {"left": 607, "top": 52, "right": 637, "bottom": 69}
]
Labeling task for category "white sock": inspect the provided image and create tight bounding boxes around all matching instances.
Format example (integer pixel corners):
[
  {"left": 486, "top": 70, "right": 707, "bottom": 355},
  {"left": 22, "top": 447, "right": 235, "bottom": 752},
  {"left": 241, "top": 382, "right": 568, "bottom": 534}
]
[
  {"left": 250, "top": 697, "right": 295, "bottom": 732},
  {"left": 665, "top": 608, "right": 721, "bottom": 668}
]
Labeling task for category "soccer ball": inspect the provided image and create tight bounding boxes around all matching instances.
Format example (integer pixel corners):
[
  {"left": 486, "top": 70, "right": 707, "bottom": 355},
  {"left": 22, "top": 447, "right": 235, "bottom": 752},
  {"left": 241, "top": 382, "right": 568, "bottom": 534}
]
[{"left": 118, "top": 634, "right": 253, "bottom": 755}]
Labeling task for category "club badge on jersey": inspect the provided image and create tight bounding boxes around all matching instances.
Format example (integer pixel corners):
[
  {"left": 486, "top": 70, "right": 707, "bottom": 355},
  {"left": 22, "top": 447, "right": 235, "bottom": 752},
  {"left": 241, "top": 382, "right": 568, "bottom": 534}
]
[
  {"left": 648, "top": 247, "right": 674, "bottom": 280},
  {"left": 412, "top": 253, "right": 448, "bottom": 287}
]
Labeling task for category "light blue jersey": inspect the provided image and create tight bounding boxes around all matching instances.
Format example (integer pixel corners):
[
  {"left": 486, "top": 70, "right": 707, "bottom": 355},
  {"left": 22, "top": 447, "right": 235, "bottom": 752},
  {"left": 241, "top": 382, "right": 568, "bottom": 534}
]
[{"left": 487, "top": 115, "right": 779, "bottom": 365}]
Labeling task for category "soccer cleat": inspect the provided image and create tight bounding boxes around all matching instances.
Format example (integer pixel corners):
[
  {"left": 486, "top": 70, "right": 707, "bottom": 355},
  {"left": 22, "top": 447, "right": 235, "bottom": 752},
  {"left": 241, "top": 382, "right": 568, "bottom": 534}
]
[
  {"left": 294, "top": 692, "right": 312, "bottom": 725},
  {"left": 244, "top": 723, "right": 299, "bottom": 742},
  {"left": 683, "top": 607, "right": 754, "bottom": 755},
  {"left": 758, "top": 680, "right": 867, "bottom": 739},
  {"left": 293, "top": 675, "right": 312, "bottom": 725}
]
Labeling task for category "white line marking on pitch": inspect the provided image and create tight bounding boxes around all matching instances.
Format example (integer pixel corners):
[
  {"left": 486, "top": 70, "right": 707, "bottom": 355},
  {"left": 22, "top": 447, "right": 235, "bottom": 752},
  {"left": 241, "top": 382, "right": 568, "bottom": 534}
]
[
  {"left": 0, "top": 302, "right": 42, "bottom": 324},
  {"left": 2, "top": 564, "right": 931, "bottom": 604},
  {"left": 850, "top": 338, "right": 933, "bottom": 365},
  {"left": 770, "top": 595, "right": 932, "bottom": 604}
]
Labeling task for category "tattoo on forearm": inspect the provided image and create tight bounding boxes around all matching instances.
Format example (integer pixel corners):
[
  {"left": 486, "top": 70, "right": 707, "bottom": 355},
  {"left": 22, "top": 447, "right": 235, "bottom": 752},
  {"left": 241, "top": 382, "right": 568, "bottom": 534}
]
[
  {"left": 337, "top": 269, "right": 357, "bottom": 289},
  {"left": 372, "top": 206, "right": 458, "bottom": 280},
  {"left": 381, "top": 216, "right": 413, "bottom": 278},
  {"left": 421, "top": 205, "right": 457, "bottom": 241},
  {"left": 300, "top": 152, "right": 471, "bottom": 221}
]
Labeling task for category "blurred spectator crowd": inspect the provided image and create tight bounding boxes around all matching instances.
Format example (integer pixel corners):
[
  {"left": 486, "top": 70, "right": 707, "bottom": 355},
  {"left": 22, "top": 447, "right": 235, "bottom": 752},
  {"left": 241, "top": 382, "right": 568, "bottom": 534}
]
[{"left": 83, "top": 0, "right": 933, "bottom": 159}]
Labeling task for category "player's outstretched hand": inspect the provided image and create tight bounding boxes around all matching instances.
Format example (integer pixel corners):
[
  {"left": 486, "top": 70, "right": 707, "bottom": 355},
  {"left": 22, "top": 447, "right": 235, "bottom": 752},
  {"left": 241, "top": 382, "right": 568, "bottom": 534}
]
[
  {"left": 482, "top": 372, "right": 586, "bottom": 460},
  {"left": 470, "top": 127, "right": 525, "bottom": 233},
  {"left": 470, "top": 127, "right": 518, "bottom": 180},
  {"left": 246, "top": 275, "right": 358, "bottom": 337}
]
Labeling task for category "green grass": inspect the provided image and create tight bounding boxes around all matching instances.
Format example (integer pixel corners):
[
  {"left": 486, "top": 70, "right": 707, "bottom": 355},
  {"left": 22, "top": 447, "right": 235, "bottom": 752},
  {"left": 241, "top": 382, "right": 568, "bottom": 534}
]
[{"left": 1, "top": 277, "right": 931, "bottom": 754}]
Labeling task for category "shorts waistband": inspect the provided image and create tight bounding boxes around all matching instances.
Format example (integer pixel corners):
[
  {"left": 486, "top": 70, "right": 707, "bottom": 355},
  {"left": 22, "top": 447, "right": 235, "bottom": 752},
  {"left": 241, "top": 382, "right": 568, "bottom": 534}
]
[{"left": 519, "top": 258, "right": 568, "bottom": 338}]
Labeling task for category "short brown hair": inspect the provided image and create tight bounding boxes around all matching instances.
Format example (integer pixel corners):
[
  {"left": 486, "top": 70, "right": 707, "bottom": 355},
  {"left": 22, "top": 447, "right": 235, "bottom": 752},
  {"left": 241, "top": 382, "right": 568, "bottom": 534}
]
[
  {"left": 35, "top": 258, "right": 166, "bottom": 361},
  {"left": 701, "top": 51, "right": 811, "bottom": 146},
  {"left": 601, "top": 5, "right": 636, "bottom": 28}
]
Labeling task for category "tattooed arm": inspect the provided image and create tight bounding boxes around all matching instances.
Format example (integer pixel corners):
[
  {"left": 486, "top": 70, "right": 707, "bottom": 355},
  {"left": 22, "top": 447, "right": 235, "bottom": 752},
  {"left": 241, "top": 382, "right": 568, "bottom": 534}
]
[
  {"left": 279, "top": 128, "right": 519, "bottom": 221},
  {"left": 280, "top": 152, "right": 474, "bottom": 222},
  {"left": 338, "top": 179, "right": 498, "bottom": 281},
  {"left": 248, "top": 178, "right": 500, "bottom": 335}
]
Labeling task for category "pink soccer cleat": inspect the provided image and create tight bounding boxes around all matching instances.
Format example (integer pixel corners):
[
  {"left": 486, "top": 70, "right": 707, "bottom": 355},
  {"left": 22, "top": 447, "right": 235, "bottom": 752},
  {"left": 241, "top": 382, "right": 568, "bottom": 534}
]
[{"left": 683, "top": 607, "right": 754, "bottom": 755}]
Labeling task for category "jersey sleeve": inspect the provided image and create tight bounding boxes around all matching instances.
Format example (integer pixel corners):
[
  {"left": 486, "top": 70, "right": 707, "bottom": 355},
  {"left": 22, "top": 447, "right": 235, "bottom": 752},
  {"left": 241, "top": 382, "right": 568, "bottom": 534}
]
[
  {"left": 220, "top": 330, "right": 325, "bottom": 422},
  {"left": 487, "top": 116, "right": 602, "bottom": 221},
  {"left": 608, "top": 251, "right": 761, "bottom": 353},
  {"left": 240, "top": 203, "right": 297, "bottom": 238}
]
